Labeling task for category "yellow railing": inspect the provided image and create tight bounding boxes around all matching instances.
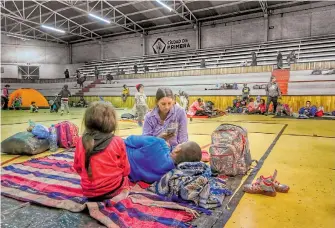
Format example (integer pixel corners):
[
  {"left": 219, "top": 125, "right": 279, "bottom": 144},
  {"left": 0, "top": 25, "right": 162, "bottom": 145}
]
[
  {"left": 290, "top": 61, "right": 335, "bottom": 71},
  {"left": 121, "top": 65, "right": 273, "bottom": 79},
  {"left": 71, "top": 95, "right": 335, "bottom": 113}
]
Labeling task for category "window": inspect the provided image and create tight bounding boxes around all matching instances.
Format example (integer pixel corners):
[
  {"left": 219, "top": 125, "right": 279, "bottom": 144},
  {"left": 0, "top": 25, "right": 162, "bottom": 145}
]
[{"left": 18, "top": 65, "right": 40, "bottom": 79}]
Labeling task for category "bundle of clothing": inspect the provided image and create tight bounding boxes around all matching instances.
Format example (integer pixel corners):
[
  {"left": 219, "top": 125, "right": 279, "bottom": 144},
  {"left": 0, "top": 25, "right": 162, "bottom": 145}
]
[{"left": 149, "top": 162, "right": 232, "bottom": 209}]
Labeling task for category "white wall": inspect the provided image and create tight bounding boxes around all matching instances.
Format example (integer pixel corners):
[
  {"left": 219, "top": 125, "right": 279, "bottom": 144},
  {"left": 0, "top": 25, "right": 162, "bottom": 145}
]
[
  {"left": 1, "top": 35, "right": 69, "bottom": 64},
  {"left": 1, "top": 35, "right": 74, "bottom": 79},
  {"left": 202, "top": 3, "right": 335, "bottom": 48},
  {"left": 103, "top": 35, "right": 143, "bottom": 59},
  {"left": 1, "top": 63, "right": 83, "bottom": 79}
]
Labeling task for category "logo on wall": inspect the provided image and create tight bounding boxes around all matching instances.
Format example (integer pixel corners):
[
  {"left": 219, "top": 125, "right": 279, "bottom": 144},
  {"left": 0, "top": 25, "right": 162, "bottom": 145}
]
[
  {"left": 152, "top": 38, "right": 166, "bottom": 54},
  {"left": 152, "top": 37, "right": 191, "bottom": 54}
]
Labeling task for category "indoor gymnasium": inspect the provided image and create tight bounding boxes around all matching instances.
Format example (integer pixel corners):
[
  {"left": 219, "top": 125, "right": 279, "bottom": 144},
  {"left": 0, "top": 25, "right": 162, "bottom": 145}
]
[{"left": 1, "top": 1, "right": 335, "bottom": 228}]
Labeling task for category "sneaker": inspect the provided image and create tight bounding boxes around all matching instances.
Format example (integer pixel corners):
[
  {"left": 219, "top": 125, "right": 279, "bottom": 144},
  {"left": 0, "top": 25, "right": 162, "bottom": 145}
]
[
  {"left": 263, "top": 172, "right": 290, "bottom": 193},
  {"left": 243, "top": 175, "right": 276, "bottom": 197}
]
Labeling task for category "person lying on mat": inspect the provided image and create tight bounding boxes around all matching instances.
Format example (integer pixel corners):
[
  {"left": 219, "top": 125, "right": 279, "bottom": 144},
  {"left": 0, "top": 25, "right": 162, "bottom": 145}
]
[
  {"left": 74, "top": 102, "right": 131, "bottom": 202},
  {"left": 143, "top": 87, "right": 188, "bottom": 147},
  {"left": 124, "top": 135, "right": 201, "bottom": 183}
]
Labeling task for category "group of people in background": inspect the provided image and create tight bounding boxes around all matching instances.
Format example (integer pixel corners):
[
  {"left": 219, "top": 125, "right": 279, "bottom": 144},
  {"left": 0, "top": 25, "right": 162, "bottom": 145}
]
[{"left": 245, "top": 50, "right": 297, "bottom": 68}]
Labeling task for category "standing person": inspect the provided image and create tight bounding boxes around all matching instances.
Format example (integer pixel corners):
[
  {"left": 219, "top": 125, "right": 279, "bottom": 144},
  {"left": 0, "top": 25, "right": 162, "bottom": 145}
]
[
  {"left": 134, "top": 64, "right": 138, "bottom": 74},
  {"left": 242, "top": 83, "right": 251, "bottom": 101},
  {"left": 59, "top": 84, "right": 71, "bottom": 116},
  {"left": 143, "top": 88, "right": 188, "bottom": 148},
  {"left": 287, "top": 50, "right": 297, "bottom": 66},
  {"left": 106, "top": 72, "right": 114, "bottom": 84},
  {"left": 251, "top": 52, "right": 257, "bottom": 66},
  {"left": 200, "top": 59, "right": 206, "bottom": 68},
  {"left": 144, "top": 64, "right": 149, "bottom": 73},
  {"left": 277, "top": 51, "right": 283, "bottom": 69},
  {"left": 73, "top": 102, "right": 130, "bottom": 201},
  {"left": 64, "top": 69, "right": 70, "bottom": 79},
  {"left": 2, "top": 84, "right": 10, "bottom": 110},
  {"left": 178, "top": 90, "right": 189, "bottom": 111},
  {"left": 265, "top": 77, "right": 281, "bottom": 116},
  {"left": 135, "top": 84, "right": 148, "bottom": 127},
  {"left": 121, "top": 85, "right": 130, "bottom": 102},
  {"left": 94, "top": 66, "right": 99, "bottom": 80},
  {"left": 75, "top": 70, "right": 81, "bottom": 87}
]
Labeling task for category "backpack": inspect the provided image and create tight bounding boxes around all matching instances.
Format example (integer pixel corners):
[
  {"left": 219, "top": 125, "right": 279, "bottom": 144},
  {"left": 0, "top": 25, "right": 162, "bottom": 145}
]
[
  {"left": 209, "top": 124, "right": 252, "bottom": 176},
  {"left": 55, "top": 121, "right": 79, "bottom": 148}
]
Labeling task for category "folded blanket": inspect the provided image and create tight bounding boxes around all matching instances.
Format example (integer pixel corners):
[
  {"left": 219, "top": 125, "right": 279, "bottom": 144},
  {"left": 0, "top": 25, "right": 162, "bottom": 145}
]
[{"left": 149, "top": 162, "right": 232, "bottom": 209}]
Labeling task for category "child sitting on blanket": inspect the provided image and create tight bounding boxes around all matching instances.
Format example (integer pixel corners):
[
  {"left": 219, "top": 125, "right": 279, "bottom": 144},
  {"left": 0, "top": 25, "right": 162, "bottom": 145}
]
[
  {"left": 124, "top": 135, "right": 202, "bottom": 183},
  {"left": 258, "top": 99, "right": 266, "bottom": 114},
  {"left": 74, "top": 102, "right": 131, "bottom": 201}
]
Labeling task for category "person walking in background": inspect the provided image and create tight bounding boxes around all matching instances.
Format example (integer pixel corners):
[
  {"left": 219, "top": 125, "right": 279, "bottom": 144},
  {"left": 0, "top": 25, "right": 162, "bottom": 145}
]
[
  {"left": 277, "top": 51, "right": 283, "bottom": 69},
  {"left": 2, "top": 84, "right": 10, "bottom": 110},
  {"left": 200, "top": 59, "right": 206, "bottom": 68},
  {"left": 242, "top": 83, "right": 251, "bottom": 101},
  {"left": 135, "top": 84, "right": 148, "bottom": 127},
  {"left": 265, "top": 77, "right": 281, "bottom": 116},
  {"left": 121, "top": 84, "right": 130, "bottom": 102},
  {"left": 134, "top": 64, "right": 138, "bottom": 74},
  {"left": 94, "top": 66, "right": 99, "bottom": 80},
  {"left": 64, "top": 69, "right": 70, "bottom": 79},
  {"left": 59, "top": 84, "right": 71, "bottom": 116},
  {"left": 178, "top": 90, "right": 189, "bottom": 111},
  {"left": 251, "top": 52, "right": 257, "bottom": 66}
]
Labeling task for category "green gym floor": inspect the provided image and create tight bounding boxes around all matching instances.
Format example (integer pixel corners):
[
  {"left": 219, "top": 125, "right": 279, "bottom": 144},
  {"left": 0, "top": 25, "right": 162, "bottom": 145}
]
[{"left": 1, "top": 108, "right": 335, "bottom": 228}]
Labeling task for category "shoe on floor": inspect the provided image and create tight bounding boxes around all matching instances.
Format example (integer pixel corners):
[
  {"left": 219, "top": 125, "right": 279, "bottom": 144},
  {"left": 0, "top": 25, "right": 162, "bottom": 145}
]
[
  {"left": 243, "top": 175, "right": 276, "bottom": 197},
  {"left": 262, "top": 170, "right": 290, "bottom": 193}
]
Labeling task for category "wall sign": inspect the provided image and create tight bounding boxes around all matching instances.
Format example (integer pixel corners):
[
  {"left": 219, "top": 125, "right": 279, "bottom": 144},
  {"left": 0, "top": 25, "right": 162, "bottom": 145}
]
[{"left": 152, "top": 38, "right": 191, "bottom": 54}]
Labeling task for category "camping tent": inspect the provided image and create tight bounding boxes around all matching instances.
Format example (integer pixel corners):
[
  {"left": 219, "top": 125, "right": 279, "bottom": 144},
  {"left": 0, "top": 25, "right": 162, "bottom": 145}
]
[{"left": 8, "top": 88, "right": 49, "bottom": 108}]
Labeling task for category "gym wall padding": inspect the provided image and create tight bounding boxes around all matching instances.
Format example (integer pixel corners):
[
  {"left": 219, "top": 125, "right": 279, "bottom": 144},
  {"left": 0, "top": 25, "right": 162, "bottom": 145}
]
[
  {"left": 71, "top": 95, "right": 335, "bottom": 112},
  {"left": 8, "top": 88, "right": 49, "bottom": 108}
]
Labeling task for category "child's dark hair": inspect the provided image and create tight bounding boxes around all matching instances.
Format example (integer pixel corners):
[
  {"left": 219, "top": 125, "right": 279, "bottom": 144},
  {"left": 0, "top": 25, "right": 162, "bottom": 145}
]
[
  {"left": 249, "top": 98, "right": 254, "bottom": 102},
  {"left": 175, "top": 141, "right": 202, "bottom": 164},
  {"left": 136, "top": 84, "right": 144, "bottom": 92},
  {"left": 261, "top": 99, "right": 265, "bottom": 103},
  {"left": 306, "top": 100, "right": 311, "bottom": 104},
  {"left": 197, "top": 98, "right": 202, "bottom": 103},
  {"left": 82, "top": 102, "right": 117, "bottom": 177},
  {"left": 31, "top": 101, "right": 35, "bottom": 105},
  {"left": 156, "top": 88, "right": 174, "bottom": 103}
]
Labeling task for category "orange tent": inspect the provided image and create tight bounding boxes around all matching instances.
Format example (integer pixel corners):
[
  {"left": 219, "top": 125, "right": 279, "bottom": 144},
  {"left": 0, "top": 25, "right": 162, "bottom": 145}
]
[{"left": 8, "top": 88, "right": 49, "bottom": 108}]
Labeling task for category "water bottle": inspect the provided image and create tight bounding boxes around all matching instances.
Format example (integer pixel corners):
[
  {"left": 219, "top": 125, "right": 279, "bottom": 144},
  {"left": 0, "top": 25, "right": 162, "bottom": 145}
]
[{"left": 49, "top": 124, "right": 58, "bottom": 152}]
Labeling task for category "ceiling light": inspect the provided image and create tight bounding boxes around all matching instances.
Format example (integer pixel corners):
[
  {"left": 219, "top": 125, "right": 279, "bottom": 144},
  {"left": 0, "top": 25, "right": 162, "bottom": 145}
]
[
  {"left": 156, "top": 0, "right": 173, "bottom": 12},
  {"left": 88, "top": 13, "right": 111, "bottom": 24},
  {"left": 41, "top": 25, "right": 66, "bottom": 34},
  {"left": 6, "top": 34, "right": 30, "bottom": 41}
]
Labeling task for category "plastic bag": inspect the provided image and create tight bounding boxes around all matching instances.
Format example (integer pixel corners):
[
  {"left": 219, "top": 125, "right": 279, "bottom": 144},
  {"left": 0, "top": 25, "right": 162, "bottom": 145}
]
[
  {"left": 1, "top": 132, "right": 49, "bottom": 155},
  {"left": 32, "top": 124, "right": 50, "bottom": 139}
]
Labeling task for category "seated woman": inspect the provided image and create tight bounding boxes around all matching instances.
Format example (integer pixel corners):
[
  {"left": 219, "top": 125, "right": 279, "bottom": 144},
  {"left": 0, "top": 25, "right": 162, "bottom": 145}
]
[
  {"left": 258, "top": 99, "right": 266, "bottom": 114},
  {"left": 247, "top": 98, "right": 255, "bottom": 113},
  {"left": 74, "top": 102, "right": 130, "bottom": 202},
  {"left": 188, "top": 98, "right": 207, "bottom": 116},
  {"left": 143, "top": 88, "right": 188, "bottom": 148},
  {"left": 124, "top": 135, "right": 201, "bottom": 183}
]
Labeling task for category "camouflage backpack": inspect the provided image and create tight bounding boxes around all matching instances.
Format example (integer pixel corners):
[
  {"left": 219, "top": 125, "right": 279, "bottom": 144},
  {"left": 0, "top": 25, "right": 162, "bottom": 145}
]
[{"left": 209, "top": 124, "right": 252, "bottom": 176}]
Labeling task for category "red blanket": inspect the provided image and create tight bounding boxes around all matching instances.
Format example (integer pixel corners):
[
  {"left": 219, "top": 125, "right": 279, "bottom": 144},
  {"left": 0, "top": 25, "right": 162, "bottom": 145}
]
[{"left": 1, "top": 151, "right": 194, "bottom": 228}]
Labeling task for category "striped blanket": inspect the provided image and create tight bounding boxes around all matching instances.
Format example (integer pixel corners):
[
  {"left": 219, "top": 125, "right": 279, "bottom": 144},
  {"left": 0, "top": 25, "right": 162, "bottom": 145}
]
[{"left": 1, "top": 151, "right": 195, "bottom": 228}]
